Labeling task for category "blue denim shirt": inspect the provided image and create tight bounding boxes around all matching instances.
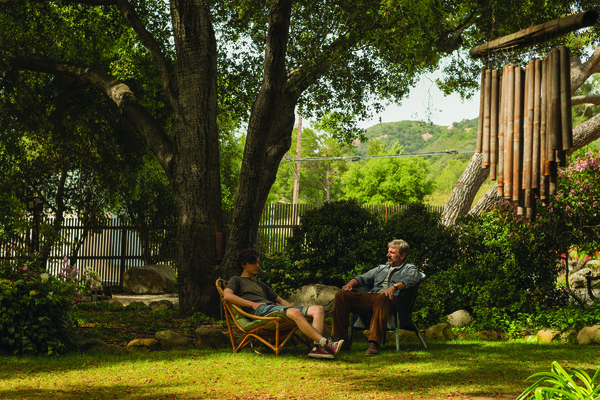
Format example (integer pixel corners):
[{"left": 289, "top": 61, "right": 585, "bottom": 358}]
[{"left": 353, "top": 261, "right": 421, "bottom": 296}]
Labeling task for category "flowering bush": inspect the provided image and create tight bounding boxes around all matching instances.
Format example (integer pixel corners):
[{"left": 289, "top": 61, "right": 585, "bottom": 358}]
[
  {"left": 0, "top": 250, "right": 102, "bottom": 355},
  {"left": 546, "top": 150, "right": 600, "bottom": 255}
]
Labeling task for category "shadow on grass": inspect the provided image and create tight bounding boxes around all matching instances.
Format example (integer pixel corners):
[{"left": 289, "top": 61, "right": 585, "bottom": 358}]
[{"left": 1, "top": 340, "right": 597, "bottom": 399}]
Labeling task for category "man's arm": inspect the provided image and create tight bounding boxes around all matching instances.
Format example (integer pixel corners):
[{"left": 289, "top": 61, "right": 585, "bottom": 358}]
[
  {"left": 391, "top": 264, "right": 421, "bottom": 290},
  {"left": 342, "top": 278, "right": 359, "bottom": 292},
  {"left": 223, "top": 288, "right": 265, "bottom": 311},
  {"left": 275, "top": 296, "right": 291, "bottom": 306}
]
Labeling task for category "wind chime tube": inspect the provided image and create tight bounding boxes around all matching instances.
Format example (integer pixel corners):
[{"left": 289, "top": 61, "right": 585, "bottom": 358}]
[
  {"left": 497, "top": 70, "right": 505, "bottom": 196},
  {"left": 482, "top": 68, "right": 492, "bottom": 168},
  {"left": 477, "top": 67, "right": 487, "bottom": 153},
  {"left": 559, "top": 45, "right": 573, "bottom": 152},
  {"left": 546, "top": 51, "right": 556, "bottom": 169},
  {"left": 523, "top": 60, "right": 535, "bottom": 216},
  {"left": 532, "top": 59, "right": 542, "bottom": 192},
  {"left": 540, "top": 55, "right": 549, "bottom": 200},
  {"left": 550, "top": 49, "right": 561, "bottom": 194},
  {"left": 550, "top": 48, "right": 562, "bottom": 153},
  {"left": 513, "top": 67, "right": 524, "bottom": 208},
  {"left": 490, "top": 69, "right": 499, "bottom": 179},
  {"left": 504, "top": 65, "right": 514, "bottom": 198}
]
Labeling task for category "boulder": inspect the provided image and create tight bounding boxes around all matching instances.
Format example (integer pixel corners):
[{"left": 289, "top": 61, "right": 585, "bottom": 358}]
[
  {"left": 569, "top": 268, "right": 594, "bottom": 289},
  {"left": 195, "top": 327, "right": 229, "bottom": 349},
  {"left": 156, "top": 330, "right": 194, "bottom": 348},
  {"left": 125, "top": 301, "right": 148, "bottom": 309},
  {"left": 577, "top": 325, "right": 600, "bottom": 345},
  {"left": 425, "top": 323, "right": 453, "bottom": 341},
  {"left": 536, "top": 329, "right": 560, "bottom": 343},
  {"left": 447, "top": 310, "right": 473, "bottom": 327},
  {"left": 76, "top": 339, "right": 124, "bottom": 354},
  {"left": 127, "top": 338, "right": 161, "bottom": 352},
  {"left": 123, "top": 264, "right": 176, "bottom": 294},
  {"left": 288, "top": 284, "right": 340, "bottom": 319},
  {"left": 149, "top": 300, "right": 175, "bottom": 310}
]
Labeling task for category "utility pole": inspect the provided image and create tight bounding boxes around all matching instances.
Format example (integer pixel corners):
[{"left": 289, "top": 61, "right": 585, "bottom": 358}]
[{"left": 292, "top": 114, "right": 302, "bottom": 224}]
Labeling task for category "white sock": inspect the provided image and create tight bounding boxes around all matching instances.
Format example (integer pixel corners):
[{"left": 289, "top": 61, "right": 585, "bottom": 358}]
[{"left": 318, "top": 337, "right": 327, "bottom": 347}]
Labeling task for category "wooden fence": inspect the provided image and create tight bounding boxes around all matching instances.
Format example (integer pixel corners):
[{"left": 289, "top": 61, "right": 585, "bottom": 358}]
[{"left": 1, "top": 203, "right": 443, "bottom": 285}]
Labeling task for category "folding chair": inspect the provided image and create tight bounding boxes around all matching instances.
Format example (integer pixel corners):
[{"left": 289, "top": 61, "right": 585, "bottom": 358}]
[
  {"left": 348, "top": 272, "right": 427, "bottom": 350},
  {"left": 216, "top": 279, "right": 308, "bottom": 356}
]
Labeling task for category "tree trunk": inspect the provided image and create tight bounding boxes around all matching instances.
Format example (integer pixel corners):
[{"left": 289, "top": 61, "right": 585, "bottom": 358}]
[
  {"left": 219, "top": 0, "right": 295, "bottom": 279},
  {"left": 170, "top": 0, "right": 222, "bottom": 317},
  {"left": 441, "top": 153, "right": 490, "bottom": 225}
]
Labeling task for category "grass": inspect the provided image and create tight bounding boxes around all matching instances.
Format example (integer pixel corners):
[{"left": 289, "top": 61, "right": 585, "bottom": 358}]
[{"left": 1, "top": 304, "right": 598, "bottom": 400}]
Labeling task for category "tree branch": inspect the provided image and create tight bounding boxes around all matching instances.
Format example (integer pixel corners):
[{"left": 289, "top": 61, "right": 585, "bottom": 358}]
[
  {"left": 571, "top": 94, "right": 600, "bottom": 106},
  {"left": 571, "top": 44, "right": 600, "bottom": 94},
  {"left": 115, "top": 0, "right": 179, "bottom": 114},
  {"left": 0, "top": 0, "right": 178, "bottom": 113},
  {"left": 286, "top": 29, "right": 359, "bottom": 96},
  {"left": 3, "top": 51, "right": 175, "bottom": 181}
]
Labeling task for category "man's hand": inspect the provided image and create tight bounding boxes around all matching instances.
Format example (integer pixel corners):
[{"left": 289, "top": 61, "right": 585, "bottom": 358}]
[
  {"left": 342, "top": 283, "right": 354, "bottom": 292},
  {"left": 342, "top": 278, "right": 358, "bottom": 292},
  {"left": 251, "top": 302, "right": 266, "bottom": 310},
  {"left": 382, "top": 286, "right": 395, "bottom": 299}
]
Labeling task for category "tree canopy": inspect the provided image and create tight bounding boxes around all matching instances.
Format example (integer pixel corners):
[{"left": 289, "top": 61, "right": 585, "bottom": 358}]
[{"left": 2, "top": 0, "right": 600, "bottom": 316}]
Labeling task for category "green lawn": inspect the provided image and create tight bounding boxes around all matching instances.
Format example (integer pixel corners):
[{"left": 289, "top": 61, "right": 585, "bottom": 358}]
[{"left": 1, "top": 340, "right": 598, "bottom": 399}]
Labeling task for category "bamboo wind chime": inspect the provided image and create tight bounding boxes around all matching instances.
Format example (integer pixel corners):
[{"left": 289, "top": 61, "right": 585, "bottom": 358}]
[
  {"left": 471, "top": 10, "right": 598, "bottom": 220},
  {"left": 476, "top": 46, "right": 573, "bottom": 220}
]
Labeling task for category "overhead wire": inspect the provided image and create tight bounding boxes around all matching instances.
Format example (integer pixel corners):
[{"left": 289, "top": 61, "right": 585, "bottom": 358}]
[{"left": 281, "top": 149, "right": 473, "bottom": 163}]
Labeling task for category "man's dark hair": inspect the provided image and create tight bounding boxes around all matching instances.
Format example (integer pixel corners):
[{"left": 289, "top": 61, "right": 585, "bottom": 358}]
[{"left": 237, "top": 248, "right": 260, "bottom": 269}]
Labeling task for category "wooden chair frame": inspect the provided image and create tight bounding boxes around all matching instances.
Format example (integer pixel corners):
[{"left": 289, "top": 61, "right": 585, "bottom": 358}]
[{"left": 216, "top": 279, "right": 307, "bottom": 356}]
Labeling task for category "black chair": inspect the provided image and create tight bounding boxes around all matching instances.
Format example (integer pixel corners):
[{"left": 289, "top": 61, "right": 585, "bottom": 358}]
[{"left": 348, "top": 272, "right": 427, "bottom": 350}]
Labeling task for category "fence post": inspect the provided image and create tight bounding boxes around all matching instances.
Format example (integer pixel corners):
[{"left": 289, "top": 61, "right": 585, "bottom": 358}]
[{"left": 119, "top": 224, "right": 128, "bottom": 287}]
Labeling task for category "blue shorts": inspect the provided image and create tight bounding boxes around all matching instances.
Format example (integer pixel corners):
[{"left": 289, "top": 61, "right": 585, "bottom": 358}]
[{"left": 254, "top": 304, "right": 309, "bottom": 317}]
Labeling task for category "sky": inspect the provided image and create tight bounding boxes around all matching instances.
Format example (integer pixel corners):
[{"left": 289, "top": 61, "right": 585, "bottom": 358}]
[{"left": 357, "top": 72, "right": 481, "bottom": 129}]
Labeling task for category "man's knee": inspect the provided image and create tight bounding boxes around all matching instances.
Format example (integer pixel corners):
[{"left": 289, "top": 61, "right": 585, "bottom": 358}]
[
  {"left": 308, "top": 305, "right": 324, "bottom": 318},
  {"left": 285, "top": 307, "right": 304, "bottom": 320}
]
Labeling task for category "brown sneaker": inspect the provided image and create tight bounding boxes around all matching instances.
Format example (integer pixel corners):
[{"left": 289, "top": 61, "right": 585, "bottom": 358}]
[{"left": 365, "top": 342, "right": 380, "bottom": 356}]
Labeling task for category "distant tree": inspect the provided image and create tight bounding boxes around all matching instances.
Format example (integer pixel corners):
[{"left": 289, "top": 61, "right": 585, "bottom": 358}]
[
  {"left": 269, "top": 127, "right": 352, "bottom": 205},
  {"left": 341, "top": 141, "right": 434, "bottom": 204}
]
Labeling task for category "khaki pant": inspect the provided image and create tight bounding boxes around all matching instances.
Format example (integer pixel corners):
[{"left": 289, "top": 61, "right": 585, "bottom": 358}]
[{"left": 332, "top": 291, "right": 396, "bottom": 344}]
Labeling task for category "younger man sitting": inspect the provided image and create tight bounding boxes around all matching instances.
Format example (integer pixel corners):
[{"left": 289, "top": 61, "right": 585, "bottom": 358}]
[{"left": 224, "top": 248, "right": 344, "bottom": 359}]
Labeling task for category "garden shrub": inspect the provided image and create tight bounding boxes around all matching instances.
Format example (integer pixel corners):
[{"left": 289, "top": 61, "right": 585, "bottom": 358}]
[
  {"left": 0, "top": 250, "right": 101, "bottom": 355},
  {"left": 449, "top": 202, "right": 569, "bottom": 329},
  {"left": 285, "top": 200, "right": 383, "bottom": 288}
]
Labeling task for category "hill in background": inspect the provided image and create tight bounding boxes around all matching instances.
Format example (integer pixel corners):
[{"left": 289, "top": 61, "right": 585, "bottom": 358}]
[
  {"left": 357, "top": 118, "right": 478, "bottom": 155},
  {"left": 355, "top": 118, "right": 491, "bottom": 207}
]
